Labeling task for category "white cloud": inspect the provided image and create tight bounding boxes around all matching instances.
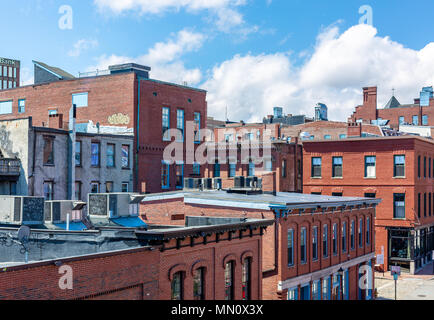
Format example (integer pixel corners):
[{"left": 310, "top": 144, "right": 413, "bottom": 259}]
[
  {"left": 202, "top": 24, "right": 434, "bottom": 122},
  {"left": 68, "top": 39, "right": 99, "bottom": 57},
  {"left": 94, "top": 0, "right": 248, "bottom": 32},
  {"left": 90, "top": 29, "right": 205, "bottom": 85}
]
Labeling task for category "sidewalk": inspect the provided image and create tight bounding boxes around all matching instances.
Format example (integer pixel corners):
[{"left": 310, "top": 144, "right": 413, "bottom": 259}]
[{"left": 375, "top": 261, "right": 434, "bottom": 281}]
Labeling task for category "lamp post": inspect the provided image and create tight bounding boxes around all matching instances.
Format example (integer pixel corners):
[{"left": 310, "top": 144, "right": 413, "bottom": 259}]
[{"left": 338, "top": 267, "right": 344, "bottom": 300}]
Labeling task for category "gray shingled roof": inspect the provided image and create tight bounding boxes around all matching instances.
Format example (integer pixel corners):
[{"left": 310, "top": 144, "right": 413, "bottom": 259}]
[
  {"left": 33, "top": 60, "right": 76, "bottom": 80},
  {"left": 384, "top": 96, "right": 401, "bottom": 109}
]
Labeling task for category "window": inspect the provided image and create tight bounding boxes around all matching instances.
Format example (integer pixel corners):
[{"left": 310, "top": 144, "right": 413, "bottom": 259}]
[
  {"left": 8, "top": 67, "right": 12, "bottom": 78},
  {"left": 365, "top": 156, "right": 376, "bottom": 178},
  {"left": 122, "top": 183, "right": 129, "bottom": 193},
  {"left": 339, "top": 134, "right": 347, "bottom": 139},
  {"left": 309, "top": 136, "right": 315, "bottom": 140},
  {"left": 332, "top": 157, "right": 343, "bottom": 178},
  {"left": 430, "top": 193, "right": 432, "bottom": 217},
  {"left": 342, "top": 222, "right": 347, "bottom": 252},
  {"left": 430, "top": 158, "right": 432, "bottom": 178},
  {"left": 333, "top": 223, "right": 338, "bottom": 255},
  {"left": 412, "top": 115, "right": 418, "bottom": 125},
  {"left": 91, "top": 182, "right": 100, "bottom": 193},
  {"left": 366, "top": 217, "right": 371, "bottom": 245},
  {"left": 161, "top": 163, "right": 170, "bottom": 189},
  {"left": 418, "top": 193, "right": 421, "bottom": 218},
  {"left": 248, "top": 161, "right": 255, "bottom": 177},
  {"left": 422, "top": 115, "right": 428, "bottom": 126},
  {"left": 358, "top": 218, "right": 363, "bottom": 248},
  {"left": 171, "top": 272, "right": 184, "bottom": 300},
  {"left": 18, "top": 99, "right": 25, "bottom": 113},
  {"left": 0, "top": 100, "right": 12, "bottom": 115},
  {"left": 74, "top": 182, "right": 81, "bottom": 200},
  {"left": 214, "top": 160, "right": 221, "bottom": 178},
  {"left": 364, "top": 193, "right": 376, "bottom": 198},
  {"left": 300, "top": 228, "right": 307, "bottom": 264},
  {"left": 245, "top": 132, "right": 254, "bottom": 141},
  {"left": 242, "top": 258, "right": 252, "bottom": 300},
  {"left": 193, "top": 163, "right": 200, "bottom": 175},
  {"left": 43, "top": 181, "right": 54, "bottom": 200},
  {"left": 312, "top": 281, "right": 321, "bottom": 300},
  {"left": 106, "top": 144, "right": 115, "bottom": 167},
  {"left": 322, "top": 277, "right": 330, "bottom": 300},
  {"left": 229, "top": 163, "right": 236, "bottom": 177},
  {"left": 312, "top": 226, "right": 318, "bottom": 261},
  {"left": 312, "top": 157, "right": 322, "bottom": 178},
  {"left": 288, "top": 287, "right": 298, "bottom": 300},
  {"left": 224, "top": 134, "right": 234, "bottom": 142},
  {"left": 177, "top": 109, "right": 184, "bottom": 141},
  {"left": 176, "top": 164, "right": 184, "bottom": 189},
  {"left": 48, "top": 109, "right": 58, "bottom": 115},
  {"left": 72, "top": 92, "right": 88, "bottom": 107},
  {"left": 394, "top": 155, "right": 405, "bottom": 177},
  {"left": 287, "top": 229, "right": 294, "bottom": 266},
  {"left": 106, "top": 181, "right": 113, "bottom": 193},
  {"left": 323, "top": 224, "right": 328, "bottom": 258},
  {"left": 265, "top": 160, "right": 273, "bottom": 172},
  {"left": 424, "top": 156, "right": 427, "bottom": 178},
  {"left": 224, "top": 261, "right": 235, "bottom": 300},
  {"left": 399, "top": 116, "right": 405, "bottom": 125},
  {"left": 194, "top": 112, "right": 201, "bottom": 143},
  {"left": 121, "top": 145, "right": 129, "bottom": 168},
  {"left": 350, "top": 221, "right": 355, "bottom": 250},
  {"left": 91, "top": 142, "right": 100, "bottom": 167},
  {"left": 424, "top": 193, "right": 427, "bottom": 217},
  {"left": 43, "top": 136, "right": 55, "bottom": 165},
  {"left": 332, "top": 192, "right": 343, "bottom": 197},
  {"left": 394, "top": 193, "right": 405, "bottom": 219},
  {"left": 75, "top": 141, "right": 82, "bottom": 166},
  {"left": 162, "top": 107, "right": 170, "bottom": 141},
  {"left": 193, "top": 268, "right": 205, "bottom": 300},
  {"left": 324, "top": 135, "right": 331, "bottom": 140},
  {"left": 282, "top": 160, "right": 287, "bottom": 178}
]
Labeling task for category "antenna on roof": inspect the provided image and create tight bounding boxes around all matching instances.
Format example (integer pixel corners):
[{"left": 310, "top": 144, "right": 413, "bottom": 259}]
[{"left": 392, "top": 88, "right": 396, "bottom": 96}]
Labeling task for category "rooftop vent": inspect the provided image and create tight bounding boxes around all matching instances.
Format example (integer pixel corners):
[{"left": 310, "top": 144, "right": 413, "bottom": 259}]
[
  {"left": 88, "top": 193, "right": 147, "bottom": 228},
  {"left": 0, "top": 196, "right": 44, "bottom": 226},
  {"left": 44, "top": 200, "right": 87, "bottom": 230},
  {"left": 109, "top": 63, "right": 151, "bottom": 79}
]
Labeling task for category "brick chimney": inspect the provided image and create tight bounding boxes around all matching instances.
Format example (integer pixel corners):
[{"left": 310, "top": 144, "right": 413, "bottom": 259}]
[
  {"left": 48, "top": 114, "right": 63, "bottom": 129},
  {"left": 348, "top": 122, "right": 362, "bottom": 137},
  {"left": 362, "top": 86, "right": 378, "bottom": 120}
]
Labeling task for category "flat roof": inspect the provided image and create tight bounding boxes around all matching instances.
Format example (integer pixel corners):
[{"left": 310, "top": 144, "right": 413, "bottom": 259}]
[
  {"left": 303, "top": 135, "right": 434, "bottom": 145},
  {"left": 142, "top": 190, "right": 380, "bottom": 210}
]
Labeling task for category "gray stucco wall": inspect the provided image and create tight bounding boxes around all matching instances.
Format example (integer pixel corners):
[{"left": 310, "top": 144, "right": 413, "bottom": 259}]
[{"left": 0, "top": 118, "right": 31, "bottom": 196}]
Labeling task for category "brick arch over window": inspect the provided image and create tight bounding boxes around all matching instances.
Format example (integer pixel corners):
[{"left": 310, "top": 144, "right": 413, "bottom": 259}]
[
  {"left": 392, "top": 187, "right": 406, "bottom": 194},
  {"left": 222, "top": 254, "right": 238, "bottom": 268},
  {"left": 168, "top": 263, "right": 187, "bottom": 281},
  {"left": 240, "top": 250, "right": 254, "bottom": 264},
  {"left": 311, "top": 187, "right": 322, "bottom": 193},
  {"left": 332, "top": 187, "right": 343, "bottom": 193},
  {"left": 363, "top": 187, "right": 377, "bottom": 194},
  {"left": 190, "top": 260, "right": 209, "bottom": 277}
]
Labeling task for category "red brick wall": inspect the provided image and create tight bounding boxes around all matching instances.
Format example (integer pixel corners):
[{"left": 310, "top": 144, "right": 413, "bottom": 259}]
[
  {"left": 303, "top": 137, "right": 434, "bottom": 269},
  {"left": 0, "top": 73, "right": 136, "bottom": 128},
  {"left": 0, "top": 247, "right": 160, "bottom": 300}
]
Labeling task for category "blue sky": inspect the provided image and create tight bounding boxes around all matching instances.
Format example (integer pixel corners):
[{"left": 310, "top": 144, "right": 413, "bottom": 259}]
[{"left": 2, "top": 0, "right": 434, "bottom": 121}]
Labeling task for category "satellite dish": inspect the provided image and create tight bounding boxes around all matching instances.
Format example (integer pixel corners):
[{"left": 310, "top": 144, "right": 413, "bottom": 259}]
[{"left": 17, "top": 226, "right": 31, "bottom": 243}]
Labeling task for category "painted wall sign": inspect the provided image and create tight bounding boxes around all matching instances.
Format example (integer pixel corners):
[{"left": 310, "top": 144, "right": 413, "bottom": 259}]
[
  {"left": 108, "top": 113, "right": 130, "bottom": 125},
  {"left": 0, "top": 58, "right": 18, "bottom": 66}
]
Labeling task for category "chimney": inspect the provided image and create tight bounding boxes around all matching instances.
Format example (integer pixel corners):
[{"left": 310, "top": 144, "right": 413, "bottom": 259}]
[
  {"left": 348, "top": 122, "right": 362, "bottom": 137},
  {"left": 48, "top": 113, "right": 63, "bottom": 129}
]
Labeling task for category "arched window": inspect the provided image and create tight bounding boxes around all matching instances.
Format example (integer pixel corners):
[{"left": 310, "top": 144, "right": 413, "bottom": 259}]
[
  {"left": 224, "top": 261, "right": 235, "bottom": 300},
  {"left": 171, "top": 271, "right": 184, "bottom": 300},
  {"left": 193, "top": 267, "right": 205, "bottom": 300},
  {"left": 242, "top": 258, "right": 252, "bottom": 300}
]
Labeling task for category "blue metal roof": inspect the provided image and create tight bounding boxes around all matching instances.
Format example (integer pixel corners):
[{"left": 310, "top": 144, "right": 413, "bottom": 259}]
[
  {"left": 110, "top": 217, "right": 147, "bottom": 228},
  {"left": 54, "top": 222, "right": 88, "bottom": 231}
]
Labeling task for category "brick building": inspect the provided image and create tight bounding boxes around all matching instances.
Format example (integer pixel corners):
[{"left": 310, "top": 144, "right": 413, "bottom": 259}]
[
  {"left": 303, "top": 136, "right": 434, "bottom": 274},
  {"left": 0, "top": 117, "right": 133, "bottom": 200},
  {"left": 350, "top": 86, "right": 434, "bottom": 130},
  {"left": 0, "top": 195, "right": 272, "bottom": 300},
  {"left": 0, "top": 57, "right": 20, "bottom": 90},
  {"left": 140, "top": 189, "right": 380, "bottom": 300},
  {"left": 0, "top": 61, "right": 207, "bottom": 194}
]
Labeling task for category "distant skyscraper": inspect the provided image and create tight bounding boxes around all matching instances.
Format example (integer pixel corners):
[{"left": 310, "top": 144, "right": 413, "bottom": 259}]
[{"left": 0, "top": 57, "right": 20, "bottom": 90}]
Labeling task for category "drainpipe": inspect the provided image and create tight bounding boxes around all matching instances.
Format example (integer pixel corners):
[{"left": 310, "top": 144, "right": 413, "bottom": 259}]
[
  {"left": 67, "top": 105, "right": 76, "bottom": 200},
  {"left": 135, "top": 76, "right": 146, "bottom": 193}
]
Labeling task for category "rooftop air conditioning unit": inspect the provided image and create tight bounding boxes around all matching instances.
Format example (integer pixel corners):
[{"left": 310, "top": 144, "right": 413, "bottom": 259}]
[
  {"left": 44, "top": 200, "right": 87, "bottom": 224},
  {"left": 192, "top": 178, "right": 202, "bottom": 189},
  {"left": 234, "top": 176, "right": 245, "bottom": 188},
  {"left": 0, "top": 196, "right": 45, "bottom": 226},
  {"left": 184, "top": 178, "right": 194, "bottom": 189},
  {"left": 88, "top": 193, "right": 147, "bottom": 228},
  {"left": 213, "top": 178, "right": 222, "bottom": 190},
  {"left": 245, "top": 177, "right": 254, "bottom": 188},
  {"left": 203, "top": 178, "right": 213, "bottom": 190}
]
